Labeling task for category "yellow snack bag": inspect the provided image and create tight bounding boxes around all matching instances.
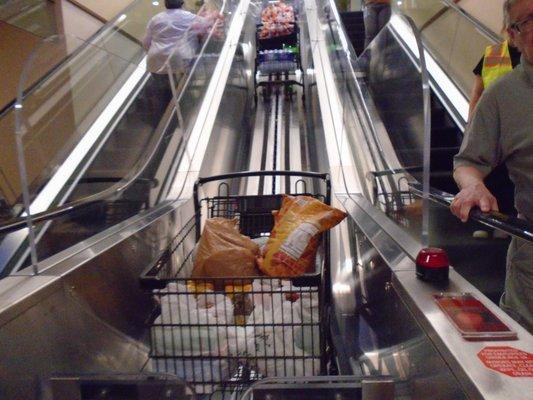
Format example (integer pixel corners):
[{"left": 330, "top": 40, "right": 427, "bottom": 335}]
[
  {"left": 259, "top": 195, "right": 346, "bottom": 277},
  {"left": 272, "top": 195, "right": 296, "bottom": 224}
]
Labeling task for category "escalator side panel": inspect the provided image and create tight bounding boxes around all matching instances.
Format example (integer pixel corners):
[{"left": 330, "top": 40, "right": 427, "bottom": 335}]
[{"left": 0, "top": 199, "right": 194, "bottom": 400}]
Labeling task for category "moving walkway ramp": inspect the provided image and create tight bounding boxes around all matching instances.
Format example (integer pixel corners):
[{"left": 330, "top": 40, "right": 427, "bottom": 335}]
[{"left": 0, "top": 0, "right": 531, "bottom": 399}]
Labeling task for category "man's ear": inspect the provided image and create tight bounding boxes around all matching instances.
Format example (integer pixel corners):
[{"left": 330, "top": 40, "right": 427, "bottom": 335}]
[
  {"left": 507, "top": 27, "right": 516, "bottom": 43},
  {"left": 507, "top": 27, "right": 524, "bottom": 51},
  {"left": 507, "top": 28, "right": 516, "bottom": 47}
]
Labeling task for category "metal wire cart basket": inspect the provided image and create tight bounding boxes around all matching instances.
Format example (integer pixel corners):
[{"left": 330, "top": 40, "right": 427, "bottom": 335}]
[{"left": 140, "top": 171, "right": 332, "bottom": 394}]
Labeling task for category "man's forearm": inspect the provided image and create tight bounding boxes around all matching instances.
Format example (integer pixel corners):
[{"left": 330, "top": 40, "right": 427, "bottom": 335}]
[{"left": 453, "top": 165, "right": 487, "bottom": 189}]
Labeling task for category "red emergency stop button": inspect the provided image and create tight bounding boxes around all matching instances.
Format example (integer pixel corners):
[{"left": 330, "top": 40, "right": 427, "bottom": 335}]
[{"left": 416, "top": 247, "right": 449, "bottom": 283}]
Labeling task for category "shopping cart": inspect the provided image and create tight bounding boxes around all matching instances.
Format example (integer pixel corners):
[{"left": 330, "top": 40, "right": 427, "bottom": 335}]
[
  {"left": 140, "top": 171, "right": 332, "bottom": 395},
  {"left": 254, "top": 22, "right": 304, "bottom": 102},
  {"left": 367, "top": 168, "right": 421, "bottom": 227}
]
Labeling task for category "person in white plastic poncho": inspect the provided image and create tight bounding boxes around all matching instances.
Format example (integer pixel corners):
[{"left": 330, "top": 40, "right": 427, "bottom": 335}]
[
  {"left": 142, "top": 0, "right": 221, "bottom": 114},
  {"left": 143, "top": 0, "right": 220, "bottom": 75}
]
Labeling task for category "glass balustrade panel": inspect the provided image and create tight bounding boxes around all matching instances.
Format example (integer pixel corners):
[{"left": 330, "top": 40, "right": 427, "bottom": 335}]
[
  {"left": 396, "top": 0, "right": 495, "bottom": 96},
  {"left": 5, "top": 0, "right": 233, "bottom": 274}
]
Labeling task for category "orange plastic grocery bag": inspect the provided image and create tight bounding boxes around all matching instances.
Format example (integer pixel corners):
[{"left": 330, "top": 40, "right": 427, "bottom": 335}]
[
  {"left": 259, "top": 195, "right": 346, "bottom": 277},
  {"left": 192, "top": 218, "right": 260, "bottom": 287}
]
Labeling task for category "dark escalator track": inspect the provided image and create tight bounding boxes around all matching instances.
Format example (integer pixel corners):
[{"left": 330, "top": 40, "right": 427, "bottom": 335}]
[
  {"left": 428, "top": 94, "right": 462, "bottom": 194},
  {"left": 339, "top": 11, "right": 365, "bottom": 56},
  {"left": 73, "top": 77, "right": 174, "bottom": 197}
]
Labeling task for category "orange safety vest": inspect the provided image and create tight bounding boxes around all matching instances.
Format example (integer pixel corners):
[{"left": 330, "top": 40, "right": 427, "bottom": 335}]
[{"left": 481, "top": 40, "right": 513, "bottom": 88}]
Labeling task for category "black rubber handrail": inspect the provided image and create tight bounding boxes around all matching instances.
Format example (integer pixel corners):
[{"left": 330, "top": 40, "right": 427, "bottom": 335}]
[{"left": 409, "top": 182, "right": 533, "bottom": 242}]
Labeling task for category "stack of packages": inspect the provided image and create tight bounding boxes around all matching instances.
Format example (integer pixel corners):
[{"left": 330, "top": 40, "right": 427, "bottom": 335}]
[
  {"left": 259, "top": 1, "right": 295, "bottom": 39},
  {"left": 152, "top": 195, "right": 346, "bottom": 387}
]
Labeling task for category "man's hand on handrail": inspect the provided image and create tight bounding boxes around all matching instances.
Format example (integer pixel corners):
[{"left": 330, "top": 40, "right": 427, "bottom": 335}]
[{"left": 451, "top": 165, "right": 499, "bottom": 222}]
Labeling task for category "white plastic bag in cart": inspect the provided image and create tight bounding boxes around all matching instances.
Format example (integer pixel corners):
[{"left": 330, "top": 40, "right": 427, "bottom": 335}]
[
  {"left": 153, "top": 282, "right": 233, "bottom": 355},
  {"left": 248, "top": 279, "right": 301, "bottom": 313},
  {"left": 153, "top": 358, "right": 228, "bottom": 393},
  {"left": 153, "top": 325, "right": 251, "bottom": 393},
  {"left": 249, "top": 288, "right": 300, "bottom": 323},
  {"left": 251, "top": 319, "right": 320, "bottom": 377},
  {"left": 160, "top": 282, "right": 233, "bottom": 325},
  {"left": 245, "top": 283, "right": 320, "bottom": 377},
  {"left": 152, "top": 282, "right": 251, "bottom": 386},
  {"left": 249, "top": 280, "right": 317, "bottom": 353},
  {"left": 152, "top": 324, "right": 232, "bottom": 391},
  {"left": 292, "top": 289, "right": 320, "bottom": 354},
  {"left": 249, "top": 279, "right": 275, "bottom": 312}
]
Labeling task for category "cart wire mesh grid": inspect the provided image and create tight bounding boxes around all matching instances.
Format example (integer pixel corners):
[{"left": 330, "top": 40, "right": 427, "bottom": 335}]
[{"left": 141, "top": 177, "right": 330, "bottom": 395}]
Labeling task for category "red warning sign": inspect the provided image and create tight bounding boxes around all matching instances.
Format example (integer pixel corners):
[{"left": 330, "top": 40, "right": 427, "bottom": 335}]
[{"left": 478, "top": 346, "right": 533, "bottom": 377}]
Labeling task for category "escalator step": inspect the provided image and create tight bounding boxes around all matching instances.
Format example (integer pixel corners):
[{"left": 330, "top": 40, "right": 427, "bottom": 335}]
[
  {"left": 340, "top": 11, "right": 365, "bottom": 45},
  {"left": 345, "top": 30, "right": 365, "bottom": 40},
  {"left": 430, "top": 172, "right": 458, "bottom": 194},
  {"left": 348, "top": 39, "right": 365, "bottom": 50},
  {"left": 431, "top": 107, "right": 459, "bottom": 130},
  {"left": 340, "top": 11, "right": 364, "bottom": 18},
  {"left": 344, "top": 23, "right": 365, "bottom": 32},
  {"left": 341, "top": 15, "right": 364, "bottom": 21},
  {"left": 431, "top": 93, "right": 444, "bottom": 108},
  {"left": 340, "top": 17, "right": 364, "bottom": 25},
  {"left": 431, "top": 108, "right": 448, "bottom": 126},
  {"left": 431, "top": 126, "right": 461, "bottom": 147},
  {"left": 347, "top": 32, "right": 365, "bottom": 41},
  {"left": 430, "top": 146, "right": 460, "bottom": 171}
]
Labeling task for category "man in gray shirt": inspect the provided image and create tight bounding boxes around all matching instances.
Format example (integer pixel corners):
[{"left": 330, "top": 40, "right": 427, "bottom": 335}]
[{"left": 452, "top": 0, "right": 533, "bottom": 332}]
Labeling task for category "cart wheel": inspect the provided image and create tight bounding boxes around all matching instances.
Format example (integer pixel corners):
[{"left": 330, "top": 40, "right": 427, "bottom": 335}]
[
  {"left": 328, "top": 355, "right": 339, "bottom": 376},
  {"left": 263, "top": 86, "right": 271, "bottom": 102}
]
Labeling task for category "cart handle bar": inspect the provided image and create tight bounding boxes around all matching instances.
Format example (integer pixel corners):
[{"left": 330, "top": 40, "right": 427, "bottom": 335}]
[
  {"left": 193, "top": 169, "right": 331, "bottom": 241},
  {"left": 195, "top": 170, "right": 329, "bottom": 186}
]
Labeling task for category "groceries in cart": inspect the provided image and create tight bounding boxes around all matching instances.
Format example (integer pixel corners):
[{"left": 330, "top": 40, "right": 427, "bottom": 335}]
[
  {"left": 257, "top": 49, "right": 298, "bottom": 74},
  {"left": 259, "top": 1, "right": 295, "bottom": 39},
  {"left": 152, "top": 278, "right": 322, "bottom": 393},
  {"left": 191, "top": 217, "right": 260, "bottom": 289},
  {"left": 257, "top": 49, "right": 297, "bottom": 63},
  {"left": 257, "top": 195, "right": 347, "bottom": 277},
  {"left": 141, "top": 172, "right": 339, "bottom": 393},
  {"left": 192, "top": 195, "right": 345, "bottom": 279}
]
